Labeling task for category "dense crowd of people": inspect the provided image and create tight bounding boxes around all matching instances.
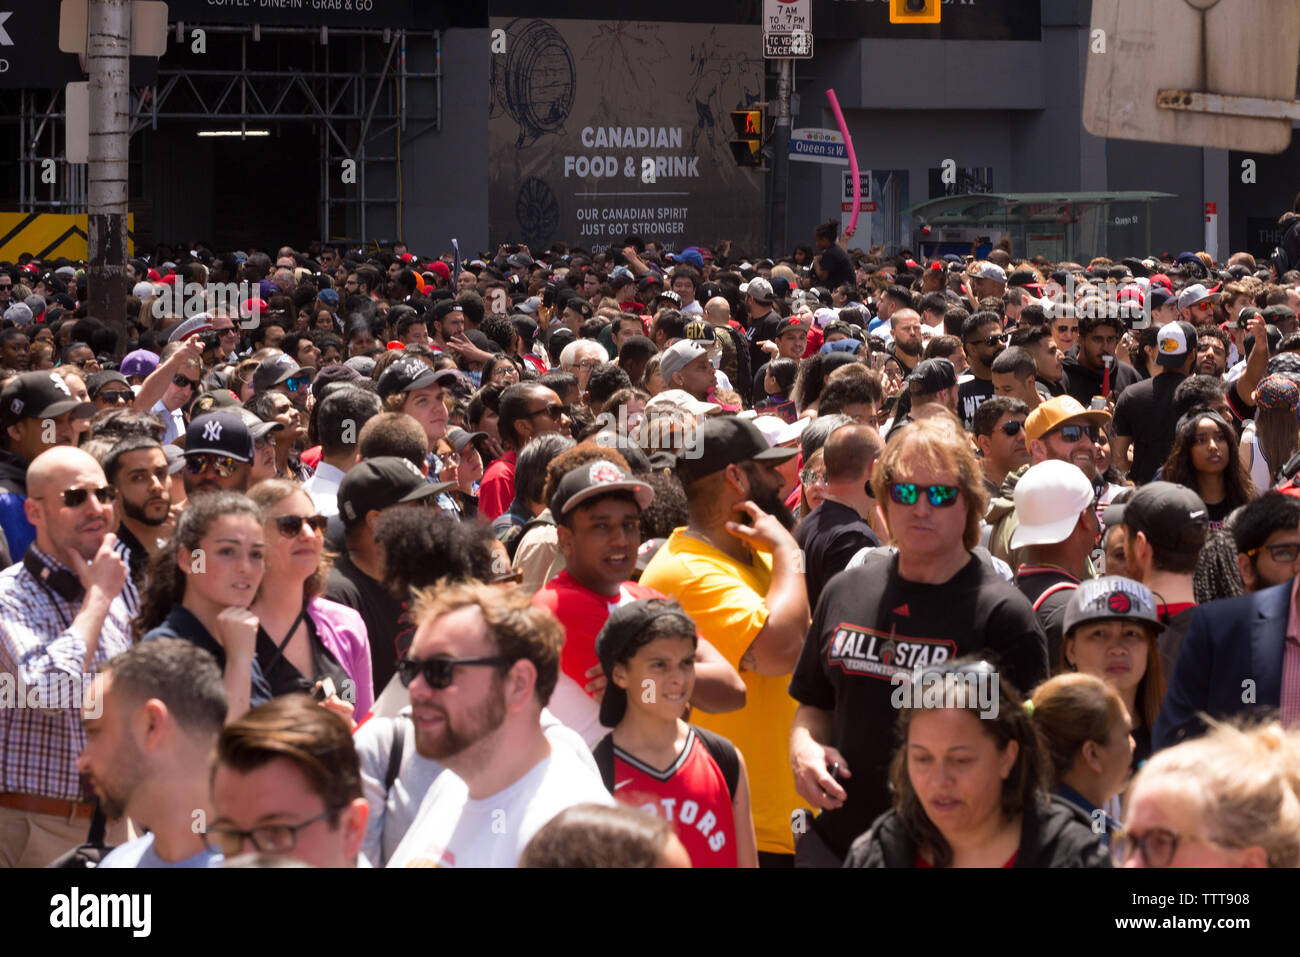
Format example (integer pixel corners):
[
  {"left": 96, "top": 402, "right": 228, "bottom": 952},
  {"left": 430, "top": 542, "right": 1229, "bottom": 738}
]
[{"left": 4, "top": 215, "right": 1300, "bottom": 870}]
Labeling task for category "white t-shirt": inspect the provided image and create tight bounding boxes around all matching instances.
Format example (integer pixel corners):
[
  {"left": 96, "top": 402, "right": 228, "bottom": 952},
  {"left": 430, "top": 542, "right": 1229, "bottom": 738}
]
[{"left": 386, "top": 734, "right": 613, "bottom": 868}]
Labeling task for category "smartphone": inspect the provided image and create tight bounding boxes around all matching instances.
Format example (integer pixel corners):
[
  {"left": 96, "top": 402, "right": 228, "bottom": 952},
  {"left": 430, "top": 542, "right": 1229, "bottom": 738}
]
[{"left": 312, "top": 677, "right": 336, "bottom": 702}]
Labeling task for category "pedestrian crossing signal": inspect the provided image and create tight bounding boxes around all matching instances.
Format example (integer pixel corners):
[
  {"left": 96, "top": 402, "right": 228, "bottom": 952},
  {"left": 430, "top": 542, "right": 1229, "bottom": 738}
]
[
  {"left": 729, "top": 109, "right": 763, "bottom": 167},
  {"left": 889, "top": 0, "right": 941, "bottom": 24}
]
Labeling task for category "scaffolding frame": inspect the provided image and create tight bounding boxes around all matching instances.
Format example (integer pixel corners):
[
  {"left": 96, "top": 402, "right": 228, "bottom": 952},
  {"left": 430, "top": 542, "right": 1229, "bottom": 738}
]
[{"left": 8, "top": 23, "right": 441, "bottom": 247}]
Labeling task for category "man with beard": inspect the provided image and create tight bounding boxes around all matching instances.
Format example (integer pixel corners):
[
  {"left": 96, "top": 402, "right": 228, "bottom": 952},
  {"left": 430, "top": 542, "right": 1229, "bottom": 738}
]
[
  {"left": 104, "top": 436, "right": 172, "bottom": 618},
  {"left": 385, "top": 582, "right": 613, "bottom": 868},
  {"left": 639, "top": 417, "right": 810, "bottom": 866},
  {"left": 78, "top": 640, "right": 226, "bottom": 867},
  {"left": 887, "top": 307, "right": 924, "bottom": 375},
  {"left": 0, "top": 446, "right": 131, "bottom": 866},
  {"left": 1194, "top": 324, "right": 1229, "bottom": 377}
]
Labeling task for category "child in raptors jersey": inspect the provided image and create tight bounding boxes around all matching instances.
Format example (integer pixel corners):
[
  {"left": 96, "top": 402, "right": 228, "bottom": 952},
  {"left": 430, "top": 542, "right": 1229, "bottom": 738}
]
[{"left": 592, "top": 598, "right": 758, "bottom": 868}]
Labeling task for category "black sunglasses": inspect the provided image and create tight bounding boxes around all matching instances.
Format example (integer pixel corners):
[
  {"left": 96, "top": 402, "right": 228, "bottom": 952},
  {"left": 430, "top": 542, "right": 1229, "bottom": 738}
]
[
  {"left": 173, "top": 373, "right": 199, "bottom": 390},
  {"left": 44, "top": 486, "right": 116, "bottom": 507},
  {"left": 968, "top": 334, "right": 1008, "bottom": 349},
  {"left": 999, "top": 419, "right": 1026, "bottom": 437},
  {"left": 1056, "top": 424, "right": 1100, "bottom": 443},
  {"left": 396, "top": 654, "right": 517, "bottom": 690},
  {"left": 97, "top": 389, "right": 133, "bottom": 404},
  {"left": 274, "top": 515, "right": 329, "bottom": 538},
  {"left": 526, "top": 404, "right": 569, "bottom": 422}
]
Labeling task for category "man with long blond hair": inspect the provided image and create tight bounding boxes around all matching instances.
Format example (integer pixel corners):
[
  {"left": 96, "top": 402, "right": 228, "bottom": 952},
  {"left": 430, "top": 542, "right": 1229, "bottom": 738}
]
[{"left": 788, "top": 416, "right": 1049, "bottom": 867}]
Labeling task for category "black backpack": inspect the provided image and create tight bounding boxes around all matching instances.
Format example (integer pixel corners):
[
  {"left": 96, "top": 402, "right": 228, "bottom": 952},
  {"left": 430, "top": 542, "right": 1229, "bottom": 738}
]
[
  {"left": 593, "top": 726, "right": 740, "bottom": 800},
  {"left": 1272, "top": 221, "right": 1300, "bottom": 276}
]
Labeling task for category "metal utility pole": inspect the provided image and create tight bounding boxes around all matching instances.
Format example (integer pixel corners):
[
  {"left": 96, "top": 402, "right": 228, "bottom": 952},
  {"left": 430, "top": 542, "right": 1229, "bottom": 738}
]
[
  {"left": 767, "top": 58, "right": 792, "bottom": 258},
  {"left": 87, "top": 0, "right": 131, "bottom": 353}
]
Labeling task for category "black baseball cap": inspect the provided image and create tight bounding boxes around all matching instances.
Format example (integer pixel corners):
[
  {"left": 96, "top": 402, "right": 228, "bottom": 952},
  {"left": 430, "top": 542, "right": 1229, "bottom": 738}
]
[
  {"left": 183, "top": 411, "right": 255, "bottom": 463},
  {"left": 311, "top": 362, "right": 363, "bottom": 400},
  {"left": 251, "top": 354, "right": 308, "bottom": 394},
  {"left": 189, "top": 390, "right": 241, "bottom": 417},
  {"left": 1102, "top": 481, "right": 1209, "bottom": 554},
  {"left": 675, "top": 416, "right": 798, "bottom": 486},
  {"left": 908, "top": 357, "right": 958, "bottom": 394},
  {"left": 376, "top": 355, "right": 460, "bottom": 400},
  {"left": 594, "top": 598, "right": 698, "bottom": 727},
  {"left": 84, "top": 370, "right": 131, "bottom": 400},
  {"left": 1, "top": 371, "right": 95, "bottom": 425},
  {"left": 549, "top": 460, "right": 654, "bottom": 519},
  {"left": 234, "top": 407, "right": 285, "bottom": 443},
  {"left": 445, "top": 426, "right": 486, "bottom": 454},
  {"left": 337, "top": 456, "right": 454, "bottom": 526}
]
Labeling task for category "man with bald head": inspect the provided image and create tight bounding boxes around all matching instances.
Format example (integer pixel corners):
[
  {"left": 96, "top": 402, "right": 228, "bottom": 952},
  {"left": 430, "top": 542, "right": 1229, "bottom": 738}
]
[
  {"left": 702, "top": 295, "right": 751, "bottom": 405},
  {"left": 793, "top": 424, "right": 885, "bottom": 609},
  {"left": 0, "top": 446, "right": 132, "bottom": 866}
]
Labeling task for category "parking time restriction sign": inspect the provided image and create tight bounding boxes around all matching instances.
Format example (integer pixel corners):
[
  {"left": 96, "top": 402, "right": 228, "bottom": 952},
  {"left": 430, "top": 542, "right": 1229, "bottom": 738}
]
[{"left": 764, "top": 0, "right": 813, "bottom": 59}]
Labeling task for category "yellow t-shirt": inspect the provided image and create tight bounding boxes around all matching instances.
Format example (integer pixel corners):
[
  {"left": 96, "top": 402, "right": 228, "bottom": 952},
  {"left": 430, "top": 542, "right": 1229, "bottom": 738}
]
[{"left": 639, "top": 527, "right": 808, "bottom": 856}]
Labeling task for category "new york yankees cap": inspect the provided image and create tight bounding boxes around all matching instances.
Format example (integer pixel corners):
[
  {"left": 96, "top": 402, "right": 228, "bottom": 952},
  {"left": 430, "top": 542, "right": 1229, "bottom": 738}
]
[{"left": 183, "top": 411, "right": 255, "bottom": 463}]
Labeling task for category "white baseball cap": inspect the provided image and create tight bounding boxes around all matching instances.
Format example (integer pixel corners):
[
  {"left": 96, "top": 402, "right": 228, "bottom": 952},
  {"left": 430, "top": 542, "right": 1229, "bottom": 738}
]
[{"left": 1009, "top": 460, "right": 1096, "bottom": 549}]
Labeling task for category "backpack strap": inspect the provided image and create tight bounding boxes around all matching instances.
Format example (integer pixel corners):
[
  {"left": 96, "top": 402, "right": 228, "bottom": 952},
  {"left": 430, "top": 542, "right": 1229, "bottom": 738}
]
[
  {"left": 1033, "top": 581, "right": 1078, "bottom": 613},
  {"left": 592, "top": 733, "right": 617, "bottom": 794},
  {"left": 384, "top": 717, "right": 408, "bottom": 793},
  {"left": 692, "top": 727, "right": 740, "bottom": 801}
]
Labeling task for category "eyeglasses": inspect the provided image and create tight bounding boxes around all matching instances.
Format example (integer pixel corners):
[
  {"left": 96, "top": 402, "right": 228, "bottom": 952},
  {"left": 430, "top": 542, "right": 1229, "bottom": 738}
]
[
  {"left": 184, "top": 454, "right": 240, "bottom": 477},
  {"left": 273, "top": 514, "right": 329, "bottom": 538},
  {"left": 799, "top": 469, "right": 827, "bottom": 487},
  {"left": 573, "top": 358, "right": 602, "bottom": 370},
  {"left": 1055, "top": 424, "right": 1100, "bottom": 444},
  {"left": 526, "top": 404, "right": 569, "bottom": 422},
  {"left": 1112, "top": 828, "right": 1204, "bottom": 868},
  {"left": 1247, "top": 542, "right": 1300, "bottom": 564},
  {"left": 202, "top": 810, "right": 334, "bottom": 857},
  {"left": 999, "top": 420, "right": 1026, "bottom": 437},
  {"left": 396, "top": 654, "right": 517, "bottom": 690},
  {"left": 172, "top": 373, "right": 199, "bottom": 390},
  {"left": 888, "top": 483, "right": 960, "bottom": 507},
  {"left": 97, "top": 390, "right": 133, "bottom": 404},
  {"left": 40, "top": 486, "right": 115, "bottom": 508}
]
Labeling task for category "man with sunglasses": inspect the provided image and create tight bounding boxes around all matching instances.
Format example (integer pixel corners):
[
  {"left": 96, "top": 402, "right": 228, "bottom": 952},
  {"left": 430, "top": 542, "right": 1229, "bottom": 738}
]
[
  {"left": 956, "top": 310, "right": 1007, "bottom": 430},
  {"left": 181, "top": 411, "right": 255, "bottom": 496},
  {"left": 386, "top": 582, "right": 612, "bottom": 868},
  {"left": 479, "top": 383, "right": 571, "bottom": 521},
  {"left": 0, "top": 371, "right": 97, "bottom": 560},
  {"left": 989, "top": 395, "right": 1111, "bottom": 569},
  {"left": 788, "top": 417, "right": 1048, "bottom": 867},
  {"left": 972, "top": 396, "right": 1031, "bottom": 496},
  {"left": 133, "top": 339, "right": 203, "bottom": 445},
  {"left": 0, "top": 446, "right": 131, "bottom": 866},
  {"left": 85, "top": 370, "right": 135, "bottom": 413},
  {"left": 1111, "top": 321, "right": 1198, "bottom": 485}
]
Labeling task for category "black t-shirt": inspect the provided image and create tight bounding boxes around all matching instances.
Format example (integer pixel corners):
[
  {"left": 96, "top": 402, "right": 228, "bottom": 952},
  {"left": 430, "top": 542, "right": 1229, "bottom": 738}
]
[
  {"left": 326, "top": 551, "right": 407, "bottom": 690},
  {"left": 746, "top": 309, "right": 783, "bottom": 369},
  {"left": 1062, "top": 355, "right": 1139, "bottom": 409},
  {"left": 788, "top": 552, "right": 1050, "bottom": 858},
  {"left": 1111, "top": 372, "right": 1188, "bottom": 485},
  {"left": 794, "top": 499, "right": 881, "bottom": 611},
  {"left": 1014, "top": 566, "right": 1080, "bottom": 671},
  {"left": 958, "top": 375, "right": 995, "bottom": 431},
  {"left": 818, "top": 244, "right": 855, "bottom": 288}
]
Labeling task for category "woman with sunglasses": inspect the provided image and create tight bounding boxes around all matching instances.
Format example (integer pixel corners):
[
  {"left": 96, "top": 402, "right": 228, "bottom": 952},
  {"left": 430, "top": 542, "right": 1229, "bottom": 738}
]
[
  {"left": 247, "top": 480, "right": 373, "bottom": 723},
  {"left": 843, "top": 660, "right": 1109, "bottom": 868},
  {"left": 1120, "top": 719, "right": 1300, "bottom": 868},
  {"left": 1060, "top": 576, "right": 1166, "bottom": 768},
  {"left": 135, "top": 492, "right": 272, "bottom": 723},
  {"left": 1160, "top": 411, "right": 1255, "bottom": 529}
]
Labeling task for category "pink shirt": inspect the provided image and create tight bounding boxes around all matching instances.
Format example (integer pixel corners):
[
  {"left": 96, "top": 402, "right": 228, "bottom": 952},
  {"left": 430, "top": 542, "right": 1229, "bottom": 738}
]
[{"left": 1281, "top": 577, "right": 1300, "bottom": 728}]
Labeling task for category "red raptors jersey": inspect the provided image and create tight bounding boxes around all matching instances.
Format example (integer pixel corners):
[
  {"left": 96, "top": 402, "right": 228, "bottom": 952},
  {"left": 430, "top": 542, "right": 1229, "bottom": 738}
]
[{"left": 611, "top": 727, "right": 738, "bottom": 868}]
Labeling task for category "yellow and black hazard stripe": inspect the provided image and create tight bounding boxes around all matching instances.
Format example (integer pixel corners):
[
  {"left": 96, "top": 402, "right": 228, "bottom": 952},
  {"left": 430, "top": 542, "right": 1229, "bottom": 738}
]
[{"left": 0, "top": 212, "right": 135, "bottom": 262}]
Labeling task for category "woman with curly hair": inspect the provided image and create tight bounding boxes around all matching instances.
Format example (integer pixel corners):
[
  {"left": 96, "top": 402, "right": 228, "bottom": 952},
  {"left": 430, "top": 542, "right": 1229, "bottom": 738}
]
[{"left": 1160, "top": 410, "right": 1255, "bottom": 528}]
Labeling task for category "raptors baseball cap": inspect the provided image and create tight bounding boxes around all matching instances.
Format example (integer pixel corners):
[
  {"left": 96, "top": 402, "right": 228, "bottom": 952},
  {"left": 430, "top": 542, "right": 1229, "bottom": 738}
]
[
  {"left": 1, "top": 371, "right": 96, "bottom": 426},
  {"left": 183, "top": 411, "right": 255, "bottom": 462},
  {"left": 1062, "top": 575, "right": 1165, "bottom": 637},
  {"left": 549, "top": 459, "right": 654, "bottom": 518},
  {"left": 595, "top": 597, "right": 698, "bottom": 727}
]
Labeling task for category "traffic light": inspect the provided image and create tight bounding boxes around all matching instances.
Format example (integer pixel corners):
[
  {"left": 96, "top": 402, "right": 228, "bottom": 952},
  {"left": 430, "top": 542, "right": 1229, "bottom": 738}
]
[
  {"left": 889, "top": 0, "right": 941, "bottom": 24},
  {"left": 729, "top": 109, "right": 763, "bottom": 168}
]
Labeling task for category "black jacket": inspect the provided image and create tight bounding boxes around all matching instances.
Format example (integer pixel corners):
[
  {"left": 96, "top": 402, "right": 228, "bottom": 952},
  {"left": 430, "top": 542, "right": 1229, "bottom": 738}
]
[{"left": 843, "top": 795, "right": 1112, "bottom": 868}]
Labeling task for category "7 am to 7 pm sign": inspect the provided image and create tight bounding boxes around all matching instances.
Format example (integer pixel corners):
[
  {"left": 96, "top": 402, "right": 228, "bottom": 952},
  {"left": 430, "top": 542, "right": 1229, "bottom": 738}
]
[{"left": 764, "top": 0, "right": 813, "bottom": 58}]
